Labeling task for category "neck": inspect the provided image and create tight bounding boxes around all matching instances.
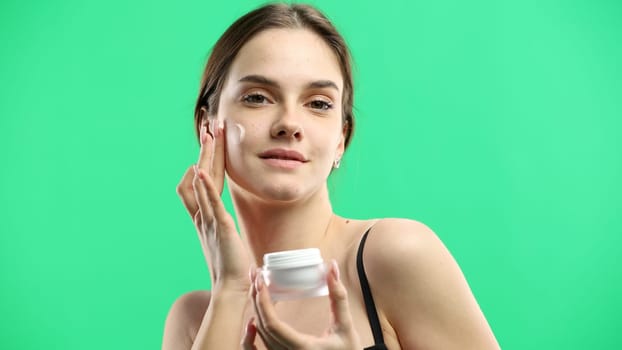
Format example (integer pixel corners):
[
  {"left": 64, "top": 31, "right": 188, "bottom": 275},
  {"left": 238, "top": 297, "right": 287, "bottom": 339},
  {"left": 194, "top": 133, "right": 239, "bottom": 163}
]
[{"left": 228, "top": 182, "right": 335, "bottom": 268}]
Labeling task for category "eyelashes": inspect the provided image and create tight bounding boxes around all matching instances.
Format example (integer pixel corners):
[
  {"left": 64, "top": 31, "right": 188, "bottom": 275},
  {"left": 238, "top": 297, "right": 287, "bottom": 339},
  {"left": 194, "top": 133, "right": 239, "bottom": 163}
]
[
  {"left": 307, "top": 99, "right": 333, "bottom": 111},
  {"left": 241, "top": 93, "right": 334, "bottom": 111},
  {"left": 242, "top": 93, "right": 268, "bottom": 105}
]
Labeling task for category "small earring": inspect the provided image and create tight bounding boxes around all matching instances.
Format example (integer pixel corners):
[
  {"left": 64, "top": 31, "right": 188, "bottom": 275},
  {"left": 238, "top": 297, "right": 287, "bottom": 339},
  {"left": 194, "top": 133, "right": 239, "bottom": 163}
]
[{"left": 333, "top": 158, "right": 341, "bottom": 169}]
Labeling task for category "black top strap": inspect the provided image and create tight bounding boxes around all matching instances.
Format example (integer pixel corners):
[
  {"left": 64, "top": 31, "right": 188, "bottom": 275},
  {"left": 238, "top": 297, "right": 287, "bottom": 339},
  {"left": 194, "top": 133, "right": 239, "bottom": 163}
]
[{"left": 357, "top": 227, "right": 388, "bottom": 349}]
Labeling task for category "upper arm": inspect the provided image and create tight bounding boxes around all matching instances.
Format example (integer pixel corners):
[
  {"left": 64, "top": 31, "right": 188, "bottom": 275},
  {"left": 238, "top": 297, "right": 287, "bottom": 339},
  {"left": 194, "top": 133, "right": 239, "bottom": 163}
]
[
  {"left": 162, "top": 290, "right": 211, "bottom": 350},
  {"left": 365, "top": 219, "right": 499, "bottom": 350}
]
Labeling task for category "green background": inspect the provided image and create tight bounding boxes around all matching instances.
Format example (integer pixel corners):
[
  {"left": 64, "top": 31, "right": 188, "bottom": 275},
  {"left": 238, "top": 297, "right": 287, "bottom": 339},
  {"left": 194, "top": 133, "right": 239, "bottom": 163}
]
[{"left": 1, "top": 0, "right": 620, "bottom": 348}]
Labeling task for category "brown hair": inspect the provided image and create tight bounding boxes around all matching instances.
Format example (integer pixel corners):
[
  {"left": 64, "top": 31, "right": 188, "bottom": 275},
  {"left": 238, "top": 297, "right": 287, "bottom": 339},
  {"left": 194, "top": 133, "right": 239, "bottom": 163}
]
[{"left": 194, "top": 2, "right": 355, "bottom": 149}]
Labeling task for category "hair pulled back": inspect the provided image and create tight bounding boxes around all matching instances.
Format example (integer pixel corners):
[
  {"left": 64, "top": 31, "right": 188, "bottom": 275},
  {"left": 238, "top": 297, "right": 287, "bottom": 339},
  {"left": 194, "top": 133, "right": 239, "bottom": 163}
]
[{"left": 194, "top": 3, "right": 355, "bottom": 149}]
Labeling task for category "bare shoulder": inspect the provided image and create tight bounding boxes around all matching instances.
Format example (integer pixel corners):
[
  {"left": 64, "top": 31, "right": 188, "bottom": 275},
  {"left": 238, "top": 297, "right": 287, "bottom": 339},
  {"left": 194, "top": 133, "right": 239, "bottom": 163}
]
[
  {"left": 360, "top": 217, "right": 457, "bottom": 300},
  {"left": 162, "top": 290, "right": 211, "bottom": 350},
  {"left": 361, "top": 218, "right": 439, "bottom": 268},
  {"left": 362, "top": 218, "right": 500, "bottom": 349}
]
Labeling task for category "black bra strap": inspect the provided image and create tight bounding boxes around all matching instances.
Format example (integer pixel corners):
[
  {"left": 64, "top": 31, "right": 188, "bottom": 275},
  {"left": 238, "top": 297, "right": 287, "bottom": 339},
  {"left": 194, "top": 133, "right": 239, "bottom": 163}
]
[{"left": 357, "top": 227, "right": 386, "bottom": 347}]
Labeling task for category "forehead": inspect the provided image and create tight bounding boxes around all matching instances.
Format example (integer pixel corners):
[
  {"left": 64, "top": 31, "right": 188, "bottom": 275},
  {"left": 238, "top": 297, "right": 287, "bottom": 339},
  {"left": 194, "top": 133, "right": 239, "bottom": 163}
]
[{"left": 226, "top": 28, "right": 343, "bottom": 90}]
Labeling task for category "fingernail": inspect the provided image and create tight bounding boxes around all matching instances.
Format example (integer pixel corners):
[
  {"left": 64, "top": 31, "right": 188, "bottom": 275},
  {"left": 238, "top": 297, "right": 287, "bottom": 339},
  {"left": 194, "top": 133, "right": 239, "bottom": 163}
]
[
  {"left": 215, "top": 119, "right": 224, "bottom": 138},
  {"left": 209, "top": 119, "right": 215, "bottom": 136},
  {"left": 193, "top": 164, "right": 199, "bottom": 176},
  {"left": 332, "top": 260, "right": 340, "bottom": 281},
  {"left": 255, "top": 271, "right": 263, "bottom": 292}
]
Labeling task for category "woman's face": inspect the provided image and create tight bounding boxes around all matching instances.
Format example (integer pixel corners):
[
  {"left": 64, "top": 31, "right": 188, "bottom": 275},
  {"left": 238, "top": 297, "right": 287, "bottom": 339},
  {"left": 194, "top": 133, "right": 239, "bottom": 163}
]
[{"left": 214, "top": 28, "right": 345, "bottom": 203}]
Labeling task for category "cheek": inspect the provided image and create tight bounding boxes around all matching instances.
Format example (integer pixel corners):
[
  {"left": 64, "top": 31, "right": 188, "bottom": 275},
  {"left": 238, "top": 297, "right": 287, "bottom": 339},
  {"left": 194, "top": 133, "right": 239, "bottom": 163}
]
[
  {"left": 224, "top": 119, "right": 264, "bottom": 157},
  {"left": 314, "top": 123, "right": 343, "bottom": 151},
  {"left": 226, "top": 121, "right": 246, "bottom": 146}
]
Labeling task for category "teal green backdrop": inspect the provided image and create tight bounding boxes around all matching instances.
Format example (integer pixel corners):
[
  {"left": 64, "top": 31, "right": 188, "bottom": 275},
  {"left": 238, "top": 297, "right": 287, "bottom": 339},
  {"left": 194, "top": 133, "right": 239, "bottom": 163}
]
[{"left": 1, "top": 0, "right": 620, "bottom": 348}]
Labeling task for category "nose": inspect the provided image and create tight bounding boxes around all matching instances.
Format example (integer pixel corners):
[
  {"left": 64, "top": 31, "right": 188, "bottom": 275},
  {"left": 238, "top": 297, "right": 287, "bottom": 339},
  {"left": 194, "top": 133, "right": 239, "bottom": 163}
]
[{"left": 270, "top": 105, "right": 304, "bottom": 141}]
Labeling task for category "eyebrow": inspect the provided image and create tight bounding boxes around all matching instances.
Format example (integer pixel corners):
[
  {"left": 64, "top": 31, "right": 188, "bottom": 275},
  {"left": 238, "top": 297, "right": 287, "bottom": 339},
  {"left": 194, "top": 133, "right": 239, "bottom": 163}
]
[{"left": 237, "top": 74, "right": 340, "bottom": 92}]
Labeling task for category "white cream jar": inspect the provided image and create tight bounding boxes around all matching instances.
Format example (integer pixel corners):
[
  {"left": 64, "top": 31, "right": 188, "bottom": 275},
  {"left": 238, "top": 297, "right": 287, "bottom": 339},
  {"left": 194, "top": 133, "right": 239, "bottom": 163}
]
[{"left": 261, "top": 248, "right": 328, "bottom": 301}]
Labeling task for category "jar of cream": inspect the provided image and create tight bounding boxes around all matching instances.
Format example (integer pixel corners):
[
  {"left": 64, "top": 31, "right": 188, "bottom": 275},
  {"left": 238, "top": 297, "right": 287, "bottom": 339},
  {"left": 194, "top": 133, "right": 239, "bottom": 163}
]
[{"left": 261, "top": 248, "right": 328, "bottom": 301}]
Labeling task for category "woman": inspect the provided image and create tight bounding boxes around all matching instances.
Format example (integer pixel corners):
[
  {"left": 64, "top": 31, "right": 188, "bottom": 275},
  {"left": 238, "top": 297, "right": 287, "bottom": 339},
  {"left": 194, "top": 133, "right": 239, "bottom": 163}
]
[{"left": 163, "top": 3, "right": 500, "bottom": 349}]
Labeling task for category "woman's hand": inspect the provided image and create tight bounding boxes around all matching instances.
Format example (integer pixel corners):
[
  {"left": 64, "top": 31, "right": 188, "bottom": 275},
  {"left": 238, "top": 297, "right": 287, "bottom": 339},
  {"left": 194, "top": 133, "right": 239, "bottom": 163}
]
[
  {"left": 176, "top": 119, "right": 251, "bottom": 293},
  {"left": 243, "top": 260, "right": 362, "bottom": 350}
]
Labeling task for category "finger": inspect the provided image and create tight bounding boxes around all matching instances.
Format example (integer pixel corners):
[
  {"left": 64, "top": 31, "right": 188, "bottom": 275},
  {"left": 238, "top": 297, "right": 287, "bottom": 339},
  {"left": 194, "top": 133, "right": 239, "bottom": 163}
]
[
  {"left": 210, "top": 119, "right": 226, "bottom": 192},
  {"left": 250, "top": 271, "right": 282, "bottom": 349},
  {"left": 249, "top": 266, "right": 257, "bottom": 286},
  {"left": 253, "top": 272, "right": 306, "bottom": 348},
  {"left": 197, "top": 165, "right": 234, "bottom": 230},
  {"left": 255, "top": 323, "right": 288, "bottom": 350},
  {"left": 241, "top": 317, "right": 258, "bottom": 350},
  {"left": 192, "top": 165, "right": 215, "bottom": 228},
  {"left": 197, "top": 121, "right": 214, "bottom": 171},
  {"left": 250, "top": 273, "right": 288, "bottom": 350},
  {"left": 176, "top": 165, "right": 199, "bottom": 217},
  {"left": 327, "top": 259, "right": 355, "bottom": 332}
]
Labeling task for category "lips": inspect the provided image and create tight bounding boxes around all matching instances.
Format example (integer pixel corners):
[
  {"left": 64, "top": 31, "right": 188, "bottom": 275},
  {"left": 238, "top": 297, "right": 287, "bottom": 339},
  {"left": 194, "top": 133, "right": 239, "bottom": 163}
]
[{"left": 258, "top": 148, "right": 308, "bottom": 162}]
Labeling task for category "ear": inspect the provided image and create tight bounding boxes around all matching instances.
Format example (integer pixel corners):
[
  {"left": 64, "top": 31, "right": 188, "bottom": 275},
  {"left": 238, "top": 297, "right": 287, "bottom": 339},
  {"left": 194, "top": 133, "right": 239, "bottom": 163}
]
[
  {"left": 199, "top": 106, "right": 209, "bottom": 125},
  {"left": 199, "top": 107, "right": 217, "bottom": 136},
  {"left": 335, "top": 124, "right": 346, "bottom": 160}
]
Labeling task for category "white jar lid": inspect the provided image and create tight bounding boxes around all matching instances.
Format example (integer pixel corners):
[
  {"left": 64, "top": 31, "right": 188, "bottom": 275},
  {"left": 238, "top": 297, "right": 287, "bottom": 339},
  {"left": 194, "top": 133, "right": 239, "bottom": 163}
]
[{"left": 263, "top": 248, "right": 323, "bottom": 270}]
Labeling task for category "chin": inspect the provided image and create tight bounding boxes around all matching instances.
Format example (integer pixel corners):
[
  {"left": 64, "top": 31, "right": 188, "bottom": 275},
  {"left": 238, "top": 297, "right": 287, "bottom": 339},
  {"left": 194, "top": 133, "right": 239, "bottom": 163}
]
[
  {"left": 227, "top": 170, "right": 312, "bottom": 204},
  {"left": 240, "top": 175, "right": 310, "bottom": 203},
  {"left": 258, "top": 183, "right": 306, "bottom": 202}
]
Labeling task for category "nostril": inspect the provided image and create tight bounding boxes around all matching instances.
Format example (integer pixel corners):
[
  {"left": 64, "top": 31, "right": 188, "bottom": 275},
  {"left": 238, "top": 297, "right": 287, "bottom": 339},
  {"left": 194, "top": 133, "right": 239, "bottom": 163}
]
[{"left": 272, "top": 125, "right": 303, "bottom": 139}]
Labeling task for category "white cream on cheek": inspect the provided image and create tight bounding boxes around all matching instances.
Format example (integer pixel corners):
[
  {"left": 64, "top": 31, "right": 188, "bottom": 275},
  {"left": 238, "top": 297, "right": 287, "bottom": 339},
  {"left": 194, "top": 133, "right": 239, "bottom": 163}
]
[
  {"left": 225, "top": 120, "right": 246, "bottom": 145},
  {"left": 235, "top": 123, "right": 246, "bottom": 143}
]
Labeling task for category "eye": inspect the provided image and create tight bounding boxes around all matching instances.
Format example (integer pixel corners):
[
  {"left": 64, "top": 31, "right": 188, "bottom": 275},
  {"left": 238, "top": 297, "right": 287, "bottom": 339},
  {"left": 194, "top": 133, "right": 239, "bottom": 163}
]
[
  {"left": 307, "top": 99, "right": 333, "bottom": 111},
  {"left": 242, "top": 93, "right": 269, "bottom": 105}
]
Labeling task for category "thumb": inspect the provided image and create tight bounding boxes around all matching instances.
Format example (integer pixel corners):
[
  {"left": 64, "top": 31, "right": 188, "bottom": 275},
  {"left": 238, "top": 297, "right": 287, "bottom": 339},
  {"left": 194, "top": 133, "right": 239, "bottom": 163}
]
[
  {"left": 241, "top": 317, "right": 258, "bottom": 350},
  {"left": 327, "top": 260, "right": 354, "bottom": 332}
]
